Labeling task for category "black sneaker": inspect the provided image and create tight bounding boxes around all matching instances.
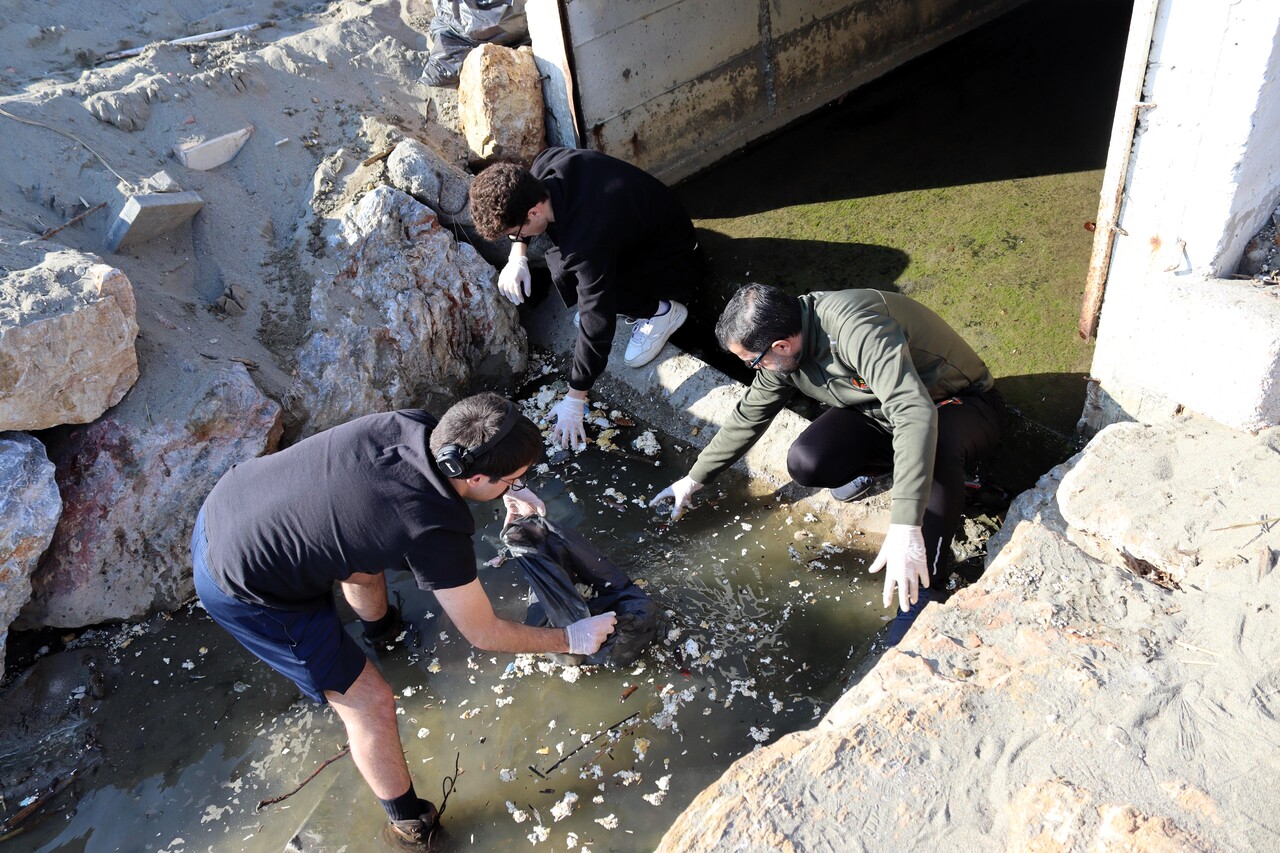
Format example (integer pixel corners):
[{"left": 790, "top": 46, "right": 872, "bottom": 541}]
[
  {"left": 382, "top": 800, "right": 440, "bottom": 851},
  {"left": 830, "top": 475, "right": 875, "bottom": 503}
]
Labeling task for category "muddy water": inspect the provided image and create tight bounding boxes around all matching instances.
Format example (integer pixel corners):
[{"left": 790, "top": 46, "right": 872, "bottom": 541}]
[{"left": 14, "top": 402, "right": 886, "bottom": 852}]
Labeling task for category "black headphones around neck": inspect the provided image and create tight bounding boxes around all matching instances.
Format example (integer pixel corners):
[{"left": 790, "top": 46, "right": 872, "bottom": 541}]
[{"left": 434, "top": 401, "right": 521, "bottom": 479}]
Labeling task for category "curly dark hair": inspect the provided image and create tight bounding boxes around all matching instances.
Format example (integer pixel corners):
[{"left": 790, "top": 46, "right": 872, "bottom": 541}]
[{"left": 469, "top": 162, "right": 549, "bottom": 241}]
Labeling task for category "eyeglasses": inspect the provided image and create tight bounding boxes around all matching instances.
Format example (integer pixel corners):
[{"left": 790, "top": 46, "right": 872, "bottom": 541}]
[
  {"left": 497, "top": 475, "right": 527, "bottom": 491},
  {"left": 747, "top": 349, "right": 767, "bottom": 369},
  {"left": 507, "top": 220, "right": 526, "bottom": 243}
]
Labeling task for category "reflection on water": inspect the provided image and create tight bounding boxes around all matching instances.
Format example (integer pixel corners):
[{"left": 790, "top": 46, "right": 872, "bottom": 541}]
[{"left": 15, "top": 391, "right": 889, "bottom": 853}]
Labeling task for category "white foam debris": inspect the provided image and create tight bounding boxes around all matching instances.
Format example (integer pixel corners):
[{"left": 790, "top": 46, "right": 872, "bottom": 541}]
[
  {"left": 749, "top": 726, "right": 773, "bottom": 742},
  {"left": 632, "top": 430, "right": 661, "bottom": 456},
  {"left": 417, "top": 727, "right": 430, "bottom": 739},
  {"left": 633, "top": 737, "right": 650, "bottom": 760},
  {"left": 594, "top": 814, "right": 619, "bottom": 830},
  {"left": 527, "top": 824, "right": 550, "bottom": 844},
  {"left": 507, "top": 801, "right": 528, "bottom": 823},
  {"left": 500, "top": 768, "right": 517, "bottom": 782},
  {"left": 550, "top": 791, "right": 578, "bottom": 821},
  {"left": 614, "top": 769, "right": 642, "bottom": 786}
]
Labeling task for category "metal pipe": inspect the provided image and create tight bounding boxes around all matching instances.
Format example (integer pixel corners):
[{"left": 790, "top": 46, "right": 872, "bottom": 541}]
[{"left": 1079, "top": 0, "right": 1162, "bottom": 340}]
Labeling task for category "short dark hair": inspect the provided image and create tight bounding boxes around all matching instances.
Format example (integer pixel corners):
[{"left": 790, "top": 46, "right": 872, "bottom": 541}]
[
  {"left": 469, "top": 162, "right": 550, "bottom": 241},
  {"left": 430, "top": 392, "right": 543, "bottom": 479},
  {"left": 714, "top": 283, "right": 803, "bottom": 353}
]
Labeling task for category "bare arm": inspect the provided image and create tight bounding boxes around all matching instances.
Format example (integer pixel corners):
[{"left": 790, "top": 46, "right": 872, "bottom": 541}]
[{"left": 434, "top": 579, "right": 570, "bottom": 653}]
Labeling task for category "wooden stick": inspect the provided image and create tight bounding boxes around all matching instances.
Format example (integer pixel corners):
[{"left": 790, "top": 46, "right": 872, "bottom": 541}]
[
  {"left": 39, "top": 202, "right": 107, "bottom": 240},
  {"left": 101, "top": 22, "right": 276, "bottom": 62},
  {"left": 1209, "top": 515, "right": 1276, "bottom": 532},
  {"left": 540, "top": 712, "right": 639, "bottom": 776},
  {"left": 1, "top": 770, "right": 79, "bottom": 831},
  {"left": 361, "top": 146, "right": 396, "bottom": 167},
  {"left": 255, "top": 746, "right": 350, "bottom": 810}
]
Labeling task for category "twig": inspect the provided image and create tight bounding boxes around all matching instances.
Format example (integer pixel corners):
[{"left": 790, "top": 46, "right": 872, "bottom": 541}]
[
  {"left": 437, "top": 752, "right": 462, "bottom": 818},
  {"left": 0, "top": 107, "right": 129, "bottom": 184},
  {"left": 1210, "top": 515, "right": 1276, "bottom": 532},
  {"left": 100, "top": 22, "right": 277, "bottom": 62},
  {"left": 540, "top": 712, "right": 640, "bottom": 776},
  {"left": 578, "top": 726, "right": 638, "bottom": 771},
  {"left": 39, "top": 202, "right": 107, "bottom": 240},
  {"left": 360, "top": 146, "right": 396, "bottom": 167},
  {"left": 1174, "top": 640, "right": 1220, "bottom": 657},
  {"left": 255, "top": 746, "right": 350, "bottom": 810},
  {"left": 1, "top": 770, "right": 79, "bottom": 832}
]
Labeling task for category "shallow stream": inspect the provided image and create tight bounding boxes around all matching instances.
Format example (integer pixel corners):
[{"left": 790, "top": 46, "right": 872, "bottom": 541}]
[{"left": 10, "top": 387, "right": 887, "bottom": 852}]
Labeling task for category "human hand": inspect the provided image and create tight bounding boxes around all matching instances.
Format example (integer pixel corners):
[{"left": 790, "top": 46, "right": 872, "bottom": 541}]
[
  {"left": 648, "top": 475, "right": 703, "bottom": 521},
  {"left": 868, "top": 523, "right": 929, "bottom": 612},
  {"left": 498, "top": 256, "right": 531, "bottom": 304},
  {"left": 565, "top": 611, "right": 617, "bottom": 655},
  {"left": 549, "top": 395, "right": 588, "bottom": 448},
  {"left": 503, "top": 487, "right": 547, "bottom": 525}
]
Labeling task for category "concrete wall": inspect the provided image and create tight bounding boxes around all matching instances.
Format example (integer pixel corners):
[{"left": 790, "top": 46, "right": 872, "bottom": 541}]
[
  {"left": 529, "top": 0, "right": 1026, "bottom": 183},
  {"left": 1086, "top": 0, "right": 1280, "bottom": 433}
]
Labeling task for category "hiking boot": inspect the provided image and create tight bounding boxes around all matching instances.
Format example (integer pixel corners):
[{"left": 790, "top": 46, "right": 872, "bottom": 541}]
[
  {"left": 624, "top": 301, "right": 687, "bottom": 367},
  {"left": 830, "top": 475, "right": 875, "bottom": 503},
  {"left": 382, "top": 800, "right": 440, "bottom": 852}
]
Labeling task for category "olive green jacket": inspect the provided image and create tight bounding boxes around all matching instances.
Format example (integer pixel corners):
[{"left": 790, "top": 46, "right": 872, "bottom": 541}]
[{"left": 687, "top": 289, "right": 994, "bottom": 526}]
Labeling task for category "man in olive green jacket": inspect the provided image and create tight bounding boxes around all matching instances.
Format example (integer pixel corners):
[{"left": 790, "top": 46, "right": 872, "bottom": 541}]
[{"left": 652, "top": 284, "right": 1005, "bottom": 644}]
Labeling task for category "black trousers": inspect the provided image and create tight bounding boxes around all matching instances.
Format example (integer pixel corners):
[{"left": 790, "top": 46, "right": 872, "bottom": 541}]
[
  {"left": 786, "top": 386, "right": 1007, "bottom": 644},
  {"left": 609, "top": 245, "right": 703, "bottom": 320}
]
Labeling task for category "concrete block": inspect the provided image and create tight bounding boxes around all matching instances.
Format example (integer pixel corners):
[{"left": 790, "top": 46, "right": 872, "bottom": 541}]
[
  {"left": 104, "top": 191, "right": 204, "bottom": 253},
  {"left": 175, "top": 126, "right": 252, "bottom": 171}
]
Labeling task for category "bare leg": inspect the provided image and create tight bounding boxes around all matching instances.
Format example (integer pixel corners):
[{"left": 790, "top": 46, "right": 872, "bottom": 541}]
[
  {"left": 341, "top": 571, "right": 390, "bottom": 622},
  {"left": 325, "top": 657, "right": 411, "bottom": 799}
]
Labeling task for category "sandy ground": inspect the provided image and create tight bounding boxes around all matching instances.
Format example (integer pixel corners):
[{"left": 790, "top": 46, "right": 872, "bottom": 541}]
[{"left": 1, "top": 0, "right": 464, "bottom": 417}]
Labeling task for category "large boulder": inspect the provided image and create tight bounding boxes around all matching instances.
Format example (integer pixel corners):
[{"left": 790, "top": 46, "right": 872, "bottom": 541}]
[
  {"left": 458, "top": 43, "right": 545, "bottom": 167},
  {"left": 19, "top": 362, "right": 282, "bottom": 628},
  {"left": 0, "top": 232, "right": 139, "bottom": 431},
  {"left": 385, "top": 137, "right": 509, "bottom": 268},
  {"left": 658, "top": 417, "right": 1280, "bottom": 852},
  {"left": 0, "top": 432, "right": 62, "bottom": 681},
  {"left": 290, "top": 186, "right": 526, "bottom": 436}
]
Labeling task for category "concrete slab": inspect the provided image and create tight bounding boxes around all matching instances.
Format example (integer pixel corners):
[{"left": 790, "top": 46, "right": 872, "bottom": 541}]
[
  {"left": 104, "top": 191, "right": 204, "bottom": 253},
  {"left": 525, "top": 297, "right": 891, "bottom": 539}
]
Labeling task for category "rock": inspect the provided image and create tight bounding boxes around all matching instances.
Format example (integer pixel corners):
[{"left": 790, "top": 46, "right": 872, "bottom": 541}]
[
  {"left": 174, "top": 125, "right": 253, "bottom": 170},
  {"left": 386, "top": 138, "right": 473, "bottom": 226},
  {"left": 19, "top": 363, "right": 282, "bottom": 629},
  {"left": 385, "top": 137, "right": 519, "bottom": 268},
  {"left": 0, "top": 432, "right": 61, "bottom": 682},
  {"left": 658, "top": 418, "right": 1280, "bottom": 852},
  {"left": 0, "top": 232, "right": 139, "bottom": 431},
  {"left": 0, "top": 648, "right": 114, "bottom": 810},
  {"left": 1057, "top": 418, "right": 1280, "bottom": 582},
  {"left": 458, "top": 43, "right": 545, "bottom": 167},
  {"left": 289, "top": 186, "right": 526, "bottom": 436}
]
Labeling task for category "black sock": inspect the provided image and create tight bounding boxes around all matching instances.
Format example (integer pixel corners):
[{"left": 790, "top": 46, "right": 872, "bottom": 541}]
[
  {"left": 361, "top": 605, "right": 399, "bottom": 640},
  {"left": 380, "top": 784, "right": 423, "bottom": 822}
]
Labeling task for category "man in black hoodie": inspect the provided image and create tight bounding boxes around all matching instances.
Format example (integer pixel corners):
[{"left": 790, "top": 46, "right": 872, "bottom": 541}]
[{"left": 471, "top": 148, "right": 701, "bottom": 448}]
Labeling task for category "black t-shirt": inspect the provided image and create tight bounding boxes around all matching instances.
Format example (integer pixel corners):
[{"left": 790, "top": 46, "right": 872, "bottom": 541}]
[{"left": 201, "top": 410, "right": 477, "bottom": 611}]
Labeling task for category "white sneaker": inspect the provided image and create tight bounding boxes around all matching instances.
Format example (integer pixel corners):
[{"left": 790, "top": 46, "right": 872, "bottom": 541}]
[{"left": 624, "top": 301, "right": 687, "bottom": 367}]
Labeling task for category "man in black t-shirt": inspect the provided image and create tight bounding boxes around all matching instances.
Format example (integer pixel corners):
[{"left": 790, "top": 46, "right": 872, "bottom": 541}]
[
  {"left": 192, "top": 393, "right": 616, "bottom": 851},
  {"left": 470, "top": 149, "right": 702, "bottom": 449}
]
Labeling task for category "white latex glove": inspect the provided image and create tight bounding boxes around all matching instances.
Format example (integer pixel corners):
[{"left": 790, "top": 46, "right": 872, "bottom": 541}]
[
  {"left": 868, "top": 523, "right": 929, "bottom": 612},
  {"left": 648, "top": 475, "right": 703, "bottom": 521},
  {"left": 565, "top": 611, "right": 617, "bottom": 655},
  {"left": 503, "top": 487, "right": 547, "bottom": 525},
  {"left": 549, "top": 395, "right": 588, "bottom": 449},
  {"left": 498, "top": 255, "right": 531, "bottom": 305}
]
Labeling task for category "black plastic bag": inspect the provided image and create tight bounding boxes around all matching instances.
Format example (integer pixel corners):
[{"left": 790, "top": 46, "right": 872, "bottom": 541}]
[
  {"left": 422, "top": 0, "right": 528, "bottom": 88},
  {"left": 500, "top": 516, "right": 661, "bottom": 667}
]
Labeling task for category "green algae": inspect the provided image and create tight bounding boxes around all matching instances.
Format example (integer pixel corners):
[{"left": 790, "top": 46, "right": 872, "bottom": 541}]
[{"left": 674, "top": 0, "right": 1134, "bottom": 489}]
